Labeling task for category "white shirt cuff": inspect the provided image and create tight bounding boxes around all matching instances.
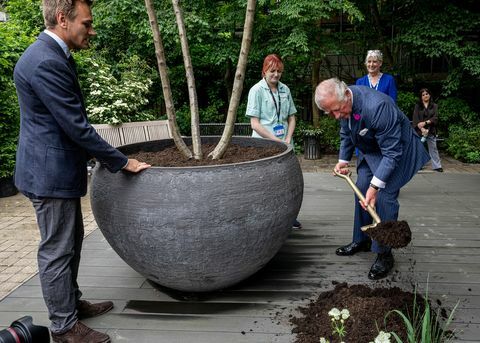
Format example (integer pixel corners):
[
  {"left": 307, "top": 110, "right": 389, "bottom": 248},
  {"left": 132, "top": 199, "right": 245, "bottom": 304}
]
[{"left": 371, "top": 176, "right": 386, "bottom": 189}]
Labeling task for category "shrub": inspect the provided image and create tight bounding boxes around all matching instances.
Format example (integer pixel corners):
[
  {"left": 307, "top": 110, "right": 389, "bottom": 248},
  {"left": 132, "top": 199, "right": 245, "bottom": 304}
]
[
  {"left": 79, "top": 53, "right": 156, "bottom": 124},
  {"left": 318, "top": 115, "right": 341, "bottom": 153},
  {"left": 437, "top": 98, "right": 478, "bottom": 137},
  {"left": 445, "top": 125, "right": 480, "bottom": 163},
  {"left": 293, "top": 116, "right": 340, "bottom": 155},
  {"left": 0, "top": 21, "right": 35, "bottom": 178},
  {"left": 397, "top": 91, "right": 417, "bottom": 120}
]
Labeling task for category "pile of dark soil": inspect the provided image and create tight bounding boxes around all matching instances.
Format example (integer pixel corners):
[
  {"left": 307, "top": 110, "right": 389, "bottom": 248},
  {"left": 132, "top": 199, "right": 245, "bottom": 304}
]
[
  {"left": 128, "top": 143, "right": 285, "bottom": 167},
  {"left": 291, "top": 282, "right": 424, "bottom": 343},
  {"left": 366, "top": 220, "right": 412, "bottom": 248}
]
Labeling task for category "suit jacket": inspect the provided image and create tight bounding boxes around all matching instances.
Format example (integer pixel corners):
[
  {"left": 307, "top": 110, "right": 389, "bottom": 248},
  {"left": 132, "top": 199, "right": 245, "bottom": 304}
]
[
  {"left": 339, "top": 86, "right": 430, "bottom": 190},
  {"left": 14, "top": 32, "right": 127, "bottom": 198}
]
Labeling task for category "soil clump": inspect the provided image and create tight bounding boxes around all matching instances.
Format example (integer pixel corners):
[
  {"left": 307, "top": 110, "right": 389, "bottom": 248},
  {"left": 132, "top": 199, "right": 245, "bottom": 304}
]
[
  {"left": 366, "top": 220, "right": 412, "bottom": 248},
  {"left": 291, "top": 282, "right": 424, "bottom": 343},
  {"left": 128, "top": 143, "right": 285, "bottom": 167}
]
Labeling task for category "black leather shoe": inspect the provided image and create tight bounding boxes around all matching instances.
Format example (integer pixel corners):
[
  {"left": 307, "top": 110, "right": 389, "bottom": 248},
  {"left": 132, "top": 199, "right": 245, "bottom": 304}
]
[
  {"left": 368, "top": 251, "right": 394, "bottom": 280},
  {"left": 335, "top": 240, "right": 371, "bottom": 256}
]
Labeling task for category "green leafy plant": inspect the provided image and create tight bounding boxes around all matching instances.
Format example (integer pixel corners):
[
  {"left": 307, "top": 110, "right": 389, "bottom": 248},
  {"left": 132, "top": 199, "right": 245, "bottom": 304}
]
[
  {"left": 301, "top": 128, "right": 323, "bottom": 137},
  {"left": 385, "top": 285, "right": 458, "bottom": 343},
  {"left": 445, "top": 125, "right": 480, "bottom": 163},
  {"left": 80, "top": 54, "right": 155, "bottom": 125},
  {"left": 0, "top": 20, "right": 36, "bottom": 178},
  {"left": 397, "top": 91, "right": 417, "bottom": 120},
  {"left": 293, "top": 116, "right": 340, "bottom": 155},
  {"left": 437, "top": 97, "right": 478, "bottom": 138},
  {"left": 318, "top": 115, "right": 341, "bottom": 153}
]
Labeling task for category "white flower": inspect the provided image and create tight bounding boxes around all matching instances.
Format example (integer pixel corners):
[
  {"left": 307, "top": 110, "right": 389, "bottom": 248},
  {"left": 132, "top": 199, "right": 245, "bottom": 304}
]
[
  {"left": 328, "top": 308, "right": 341, "bottom": 320},
  {"left": 319, "top": 338, "right": 329, "bottom": 343},
  {"left": 374, "top": 331, "right": 392, "bottom": 343},
  {"left": 340, "top": 309, "right": 350, "bottom": 320}
]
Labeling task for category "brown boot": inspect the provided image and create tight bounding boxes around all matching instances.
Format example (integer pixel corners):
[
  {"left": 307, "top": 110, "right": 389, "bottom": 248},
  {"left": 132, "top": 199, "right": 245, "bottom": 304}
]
[
  {"left": 51, "top": 321, "right": 110, "bottom": 343},
  {"left": 77, "top": 300, "right": 114, "bottom": 320}
]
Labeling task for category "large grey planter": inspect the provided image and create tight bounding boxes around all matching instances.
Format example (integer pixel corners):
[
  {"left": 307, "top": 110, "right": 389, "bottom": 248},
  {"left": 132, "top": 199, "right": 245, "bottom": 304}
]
[{"left": 90, "top": 137, "right": 303, "bottom": 292}]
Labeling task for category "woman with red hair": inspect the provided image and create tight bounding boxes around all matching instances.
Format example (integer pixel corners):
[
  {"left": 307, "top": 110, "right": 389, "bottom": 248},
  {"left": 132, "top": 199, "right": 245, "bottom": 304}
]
[
  {"left": 246, "top": 54, "right": 301, "bottom": 229},
  {"left": 246, "top": 54, "right": 297, "bottom": 144}
]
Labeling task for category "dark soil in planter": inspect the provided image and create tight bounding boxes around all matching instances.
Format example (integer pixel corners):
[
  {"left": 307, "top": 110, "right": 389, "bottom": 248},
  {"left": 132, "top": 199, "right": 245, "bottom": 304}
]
[
  {"left": 365, "top": 220, "right": 412, "bottom": 248},
  {"left": 128, "top": 143, "right": 285, "bottom": 167},
  {"left": 290, "top": 282, "right": 451, "bottom": 343}
]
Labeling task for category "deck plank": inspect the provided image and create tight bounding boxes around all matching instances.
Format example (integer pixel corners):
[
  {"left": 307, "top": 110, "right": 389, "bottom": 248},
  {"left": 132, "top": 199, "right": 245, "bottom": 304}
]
[{"left": 1, "top": 172, "right": 479, "bottom": 342}]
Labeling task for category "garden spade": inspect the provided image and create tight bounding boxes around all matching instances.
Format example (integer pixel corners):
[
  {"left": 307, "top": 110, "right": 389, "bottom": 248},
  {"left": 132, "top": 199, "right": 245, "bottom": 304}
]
[
  {"left": 333, "top": 169, "right": 412, "bottom": 248},
  {"left": 333, "top": 169, "right": 381, "bottom": 231}
]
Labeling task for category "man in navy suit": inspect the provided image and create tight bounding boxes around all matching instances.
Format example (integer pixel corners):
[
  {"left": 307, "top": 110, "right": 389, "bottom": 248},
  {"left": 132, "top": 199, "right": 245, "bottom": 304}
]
[
  {"left": 14, "top": 0, "right": 150, "bottom": 342},
  {"left": 314, "top": 78, "right": 429, "bottom": 280}
]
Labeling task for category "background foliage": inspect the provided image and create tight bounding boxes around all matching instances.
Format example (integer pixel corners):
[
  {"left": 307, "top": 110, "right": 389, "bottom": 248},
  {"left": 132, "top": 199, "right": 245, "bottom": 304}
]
[
  {"left": 1, "top": 0, "right": 479, "bottom": 177},
  {"left": 0, "top": 17, "right": 35, "bottom": 177}
]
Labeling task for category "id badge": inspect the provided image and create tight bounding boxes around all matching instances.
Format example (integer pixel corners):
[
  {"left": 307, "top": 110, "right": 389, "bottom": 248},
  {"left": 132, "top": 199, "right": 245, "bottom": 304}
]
[{"left": 273, "top": 124, "right": 285, "bottom": 138}]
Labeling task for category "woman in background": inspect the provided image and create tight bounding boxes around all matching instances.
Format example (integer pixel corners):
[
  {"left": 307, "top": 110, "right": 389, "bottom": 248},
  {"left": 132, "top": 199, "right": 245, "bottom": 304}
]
[
  {"left": 356, "top": 50, "right": 397, "bottom": 102},
  {"left": 412, "top": 88, "right": 443, "bottom": 172},
  {"left": 246, "top": 54, "right": 301, "bottom": 229}
]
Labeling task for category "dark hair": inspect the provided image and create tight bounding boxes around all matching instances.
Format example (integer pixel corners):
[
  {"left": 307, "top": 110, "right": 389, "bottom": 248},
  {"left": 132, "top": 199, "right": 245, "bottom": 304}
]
[{"left": 419, "top": 88, "right": 431, "bottom": 98}]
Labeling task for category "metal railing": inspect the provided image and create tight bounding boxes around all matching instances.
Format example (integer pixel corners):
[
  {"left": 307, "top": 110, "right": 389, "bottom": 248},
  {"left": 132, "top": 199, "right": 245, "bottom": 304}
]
[{"left": 199, "top": 123, "right": 252, "bottom": 136}]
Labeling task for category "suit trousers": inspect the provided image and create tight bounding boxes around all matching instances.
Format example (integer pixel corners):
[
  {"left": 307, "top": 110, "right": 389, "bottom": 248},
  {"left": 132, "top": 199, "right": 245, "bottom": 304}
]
[
  {"left": 31, "top": 197, "right": 84, "bottom": 334},
  {"left": 353, "top": 160, "right": 399, "bottom": 254}
]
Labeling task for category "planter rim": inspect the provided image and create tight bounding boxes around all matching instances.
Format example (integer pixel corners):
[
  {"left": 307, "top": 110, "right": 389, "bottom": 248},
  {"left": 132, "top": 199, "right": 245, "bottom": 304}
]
[{"left": 113, "top": 136, "right": 293, "bottom": 171}]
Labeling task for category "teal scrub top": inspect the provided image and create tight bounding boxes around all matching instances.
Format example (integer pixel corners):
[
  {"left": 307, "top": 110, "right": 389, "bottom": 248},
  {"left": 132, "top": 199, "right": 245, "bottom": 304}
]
[{"left": 245, "top": 78, "right": 297, "bottom": 140}]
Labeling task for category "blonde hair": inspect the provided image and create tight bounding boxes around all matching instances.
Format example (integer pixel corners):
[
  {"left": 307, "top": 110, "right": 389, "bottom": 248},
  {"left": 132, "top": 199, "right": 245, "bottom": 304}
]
[{"left": 365, "top": 50, "right": 383, "bottom": 64}]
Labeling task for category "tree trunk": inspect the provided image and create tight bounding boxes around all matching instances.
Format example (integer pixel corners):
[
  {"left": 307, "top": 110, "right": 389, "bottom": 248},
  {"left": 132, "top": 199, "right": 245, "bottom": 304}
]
[
  {"left": 172, "top": 0, "right": 202, "bottom": 160},
  {"left": 209, "top": 0, "right": 256, "bottom": 160},
  {"left": 311, "top": 58, "right": 321, "bottom": 128},
  {"left": 224, "top": 58, "right": 233, "bottom": 109},
  {"left": 144, "top": 0, "right": 192, "bottom": 159}
]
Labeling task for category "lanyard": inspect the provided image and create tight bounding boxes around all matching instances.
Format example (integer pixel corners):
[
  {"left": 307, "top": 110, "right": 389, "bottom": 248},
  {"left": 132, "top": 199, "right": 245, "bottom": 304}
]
[
  {"left": 368, "top": 73, "right": 382, "bottom": 90},
  {"left": 266, "top": 79, "right": 281, "bottom": 122}
]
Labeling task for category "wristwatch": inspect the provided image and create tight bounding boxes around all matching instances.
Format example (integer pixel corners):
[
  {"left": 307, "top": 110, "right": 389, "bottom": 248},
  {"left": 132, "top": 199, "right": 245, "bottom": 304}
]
[{"left": 370, "top": 183, "right": 380, "bottom": 190}]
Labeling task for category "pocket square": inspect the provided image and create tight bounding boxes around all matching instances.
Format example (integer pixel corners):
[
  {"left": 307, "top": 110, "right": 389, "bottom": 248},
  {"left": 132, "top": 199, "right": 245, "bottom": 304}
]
[{"left": 359, "top": 128, "right": 369, "bottom": 136}]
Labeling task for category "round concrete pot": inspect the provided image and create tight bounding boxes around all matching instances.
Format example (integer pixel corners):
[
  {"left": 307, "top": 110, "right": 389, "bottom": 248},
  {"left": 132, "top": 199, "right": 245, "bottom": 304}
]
[{"left": 90, "top": 136, "right": 303, "bottom": 292}]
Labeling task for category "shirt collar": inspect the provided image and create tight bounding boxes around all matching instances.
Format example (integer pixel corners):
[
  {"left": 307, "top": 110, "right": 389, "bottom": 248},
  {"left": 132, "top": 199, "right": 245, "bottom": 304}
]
[
  {"left": 260, "top": 78, "right": 284, "bottom": 92},
  {"left": 348, "top": 87, "right": 359, "bottom": 115},
  {"left": 44, "top": 29, "right": 71, "bottom": 58}
]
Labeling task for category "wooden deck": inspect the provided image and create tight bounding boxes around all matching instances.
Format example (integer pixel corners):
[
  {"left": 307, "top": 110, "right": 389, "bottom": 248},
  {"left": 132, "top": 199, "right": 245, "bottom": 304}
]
[{"left": 1, "top": 172, "right": 479, "bottom": 342}]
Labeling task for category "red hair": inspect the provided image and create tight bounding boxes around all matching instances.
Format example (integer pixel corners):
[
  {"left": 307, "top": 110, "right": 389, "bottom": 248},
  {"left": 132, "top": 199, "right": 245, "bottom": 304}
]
[{"left": 262, "top": 54, "right": 284, "bottom": 77}]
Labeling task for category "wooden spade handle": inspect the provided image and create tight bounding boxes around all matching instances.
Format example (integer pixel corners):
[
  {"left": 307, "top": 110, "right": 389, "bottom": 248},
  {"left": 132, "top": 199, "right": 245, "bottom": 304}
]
[{"left": 333, "top": 169, "right": 381, "bottom": 224}]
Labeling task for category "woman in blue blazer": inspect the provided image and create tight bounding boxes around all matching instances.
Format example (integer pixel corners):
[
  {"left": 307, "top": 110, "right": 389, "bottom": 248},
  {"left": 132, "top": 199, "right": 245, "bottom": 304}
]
[{"left": 356, "top": 50, "right": 397, "bottom": 102}]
